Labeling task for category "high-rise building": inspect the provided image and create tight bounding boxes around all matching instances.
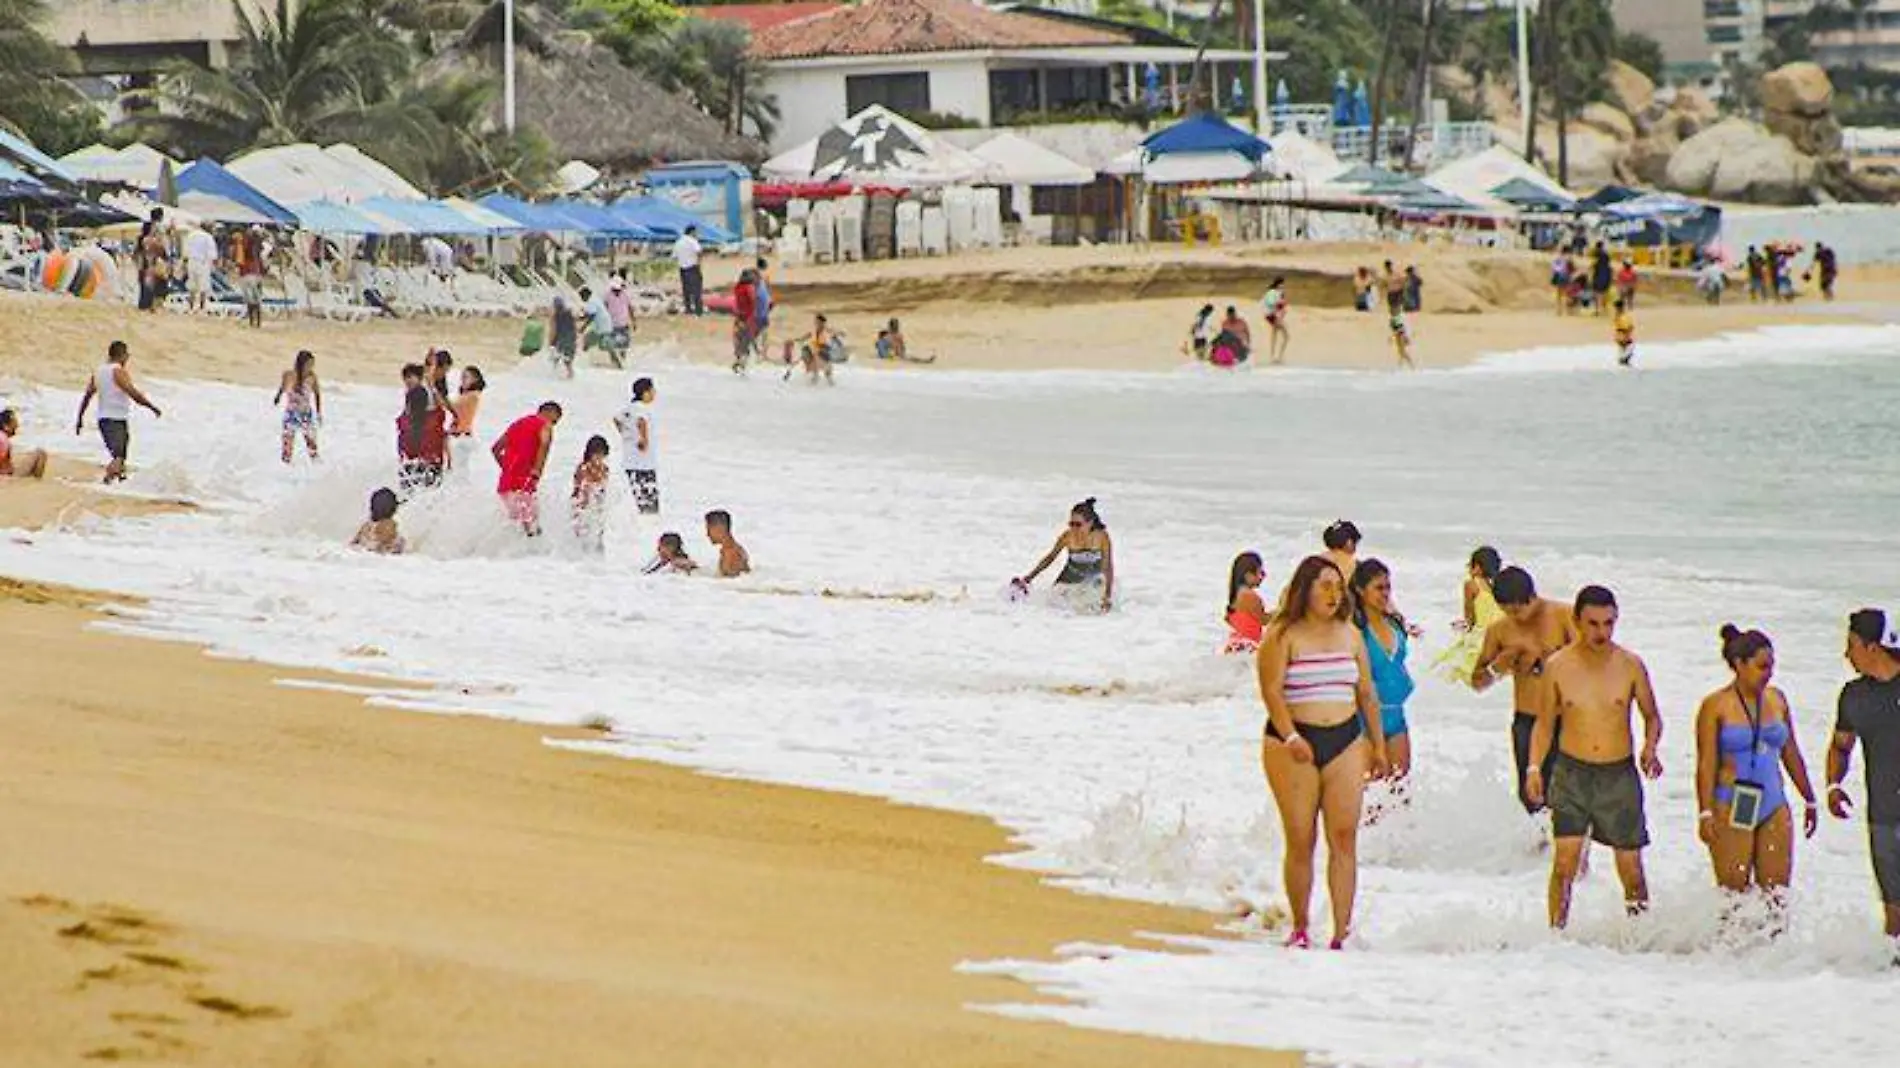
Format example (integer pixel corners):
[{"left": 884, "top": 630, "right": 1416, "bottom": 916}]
[
  {"left": 1612, "top": 0, "right": 1764, "bottom": 79},
  {"left": 43, "top": 0, "right": 285, "bottom": 73},
  {"left": 1766, "top": 0, "right": 1900, "bottom": 71}
]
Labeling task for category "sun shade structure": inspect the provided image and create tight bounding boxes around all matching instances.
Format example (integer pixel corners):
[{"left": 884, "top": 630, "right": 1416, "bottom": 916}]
[
  {"left": 1140, "top": 112, "right": 1271, "bottom": 163},
  {"left": 763, "top": 106, "right": 999, "bottom": 186},
  {"left": 176, "top": 158, "right": 300, "bottom": 225},
  {"left": 611, "top": 196, "right": 737, "bottom": 243},
  {"left": 965, "top": 132, "right": 1094, "bottom": 186},
  {"left": 291, "top": 200, "right": 400, "bottom": 234},
  {"left": 1489, "top": 177, "right": 1577, "bottom": 212},
  {"left": 229, "top": 143, "right": 425, "bottom": 205},
  {"left": 59, "top": 143, "right": 182, "bottom": 191},
  {"left": 0, "top": 128, "right": 79, "bottom": 187},
  {"left": 361, "top": 196, "right": 510, "bottom": 234}
]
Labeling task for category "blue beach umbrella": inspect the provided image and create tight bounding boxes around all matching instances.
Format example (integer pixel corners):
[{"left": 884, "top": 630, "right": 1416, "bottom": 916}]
[
  {"left": 1276, "top": 79, "right": 1290, "bottom": 108},
  {"left": 1144, "top": 62, "right": 1162, "bottom": 109},
  {"left": 1333, "top": 71, "right": 1353, "bottom": 125},
  {"left": 1353, "top": 80, "right": 1373, "bottom": 126}
]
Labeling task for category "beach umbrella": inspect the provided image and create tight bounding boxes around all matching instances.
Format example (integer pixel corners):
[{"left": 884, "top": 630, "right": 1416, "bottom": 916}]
[
  {"left": 1353, "top": 81, "right": 1372, "bottom": 127},
  {"left": 1144, "top": 63, "right": 1162, "bottom": 109},
  {"left": 156, "top": 159, "right": 177, "bottom": 208},
  {"left": 1233, "top": 75, "right": 1246, "bottom": 109},
  {"left": 1333, "top": 71, "right": 1353, "bottom": 126}
]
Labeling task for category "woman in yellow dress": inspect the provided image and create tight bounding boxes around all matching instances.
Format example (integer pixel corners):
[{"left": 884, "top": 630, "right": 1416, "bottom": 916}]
[{"left": 1435, "top": 546, "right": 1504, "bottom": 684}]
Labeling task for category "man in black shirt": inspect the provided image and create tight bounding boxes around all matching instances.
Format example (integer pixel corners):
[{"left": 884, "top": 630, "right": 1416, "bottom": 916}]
[{"left": 1828, "top": 607, "right": 1900, "bottom": 941}]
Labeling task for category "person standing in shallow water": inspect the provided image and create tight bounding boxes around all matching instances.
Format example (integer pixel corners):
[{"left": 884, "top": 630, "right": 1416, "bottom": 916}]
[
  {"left": 1826, "top": 607, "right": 1900, "bottom": 942},
  {"left": 1257, "top": 555, "right": 1386, "bottom": 950},
  {"left": 272, "top": 350, "right": 322, "bottom": 464},
  {"left": 1526, "top": 586, "right": 1664, "bottom": 929},
  {"left": 1353, "top": 560, "right": 1416, "bottom": 780},
  {"left": 1471, "top": 566, "right": 1577, "bottom": 816},
  {"left": 1014, "top": 498, "right": 1115, "bottom": 613},
  {"left": 1224, "top": 552, "right": 1270, "bottom": 655},
  {"left": 492, "top": 401, "right": 562, "bottom": 534},
  {"left": 74, "top": 340, "right": 161, "bottom": 484},
  {"left": 614, "top": 378, "right": 659, "bottom": 515},
  {"left": 1694, "top": 625, "right": 1818, "bottom": 908}
]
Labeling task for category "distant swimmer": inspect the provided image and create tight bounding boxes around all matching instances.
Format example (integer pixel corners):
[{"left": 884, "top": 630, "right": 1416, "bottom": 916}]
[
  {"left": 1320, "top": 520, "right": 1361, "bottom": 586},
  {"left": 1352, "top": 559, "right": 1416, "bottom": 780},
  {"left": 272, "top": 350, "right": 322, "bottom": 464},
  {"left": 570, "top": 435, "right": 611, "bottom": 553},
  {"left": 1613, "top": 299, "right": 1636, "bottom": 368},
  {"left": 1826, "top": 608, "right": 1900, "bottom": 942},
  {"left": 1261, "top": 278, "right": 1290, "bottom": 365},
  {"left": 1257, "top": 555, "right": 1387, "bottom": 949},
  {"left": 74, "top": 340, "right": 161, "bottom": 484},
  {"left": 613, "top": 377, "right": 659, "bottom": 515},
  {"left": 492, "top": 401, "right": 563, "bottom": 535},
  {"left": 643, "top": 532, "right": 698, "bottom": 575},
  {"left": 1526, "top": 586, "right": 1663, "bottom": 928},
  {"left": 396, "top": 385, "right": 448, "bottom": 494},
  {"left": 351, "top": 487, "right": 406, "bottom": 555},
  {"left": 1014, "top": 497, "right": 1115, "bottom": 614},
  {"left": 1434, "top": 545, "right": 1505, "bottom": 684},
  {"left": 1694, "top": 625, "right": 1818, "bottom": 908},
  {"left": 705, "top": 509, "right": 751, "bottom": 578},
  {"left": 1470, "top": 566, "right": 1578, "bottom": 816},
  {"left": 0, "top": 408, "right": 49, "bottom": 479},
  {"left": 1224, "top": 551, "right": 1270, "bottom": 654}
]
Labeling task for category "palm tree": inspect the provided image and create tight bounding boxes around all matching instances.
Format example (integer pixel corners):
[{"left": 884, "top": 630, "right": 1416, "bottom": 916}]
[
  {"left": 611, "top": 18, "right": 780, "bottom": 141},
  {"left": 1400, "top": 0, "right": 1438, "bottom": 171},
  {"left": 0, "top": 0, "right": 96, "bottom": 153},
  {"left": 1368, "top": 0, "right": 1405, "bottom": 164}
]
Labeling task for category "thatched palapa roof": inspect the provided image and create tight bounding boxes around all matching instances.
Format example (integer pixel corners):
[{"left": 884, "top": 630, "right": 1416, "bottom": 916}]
[{"left": 427, "top": 2, "right": 762, "bottom": 168}]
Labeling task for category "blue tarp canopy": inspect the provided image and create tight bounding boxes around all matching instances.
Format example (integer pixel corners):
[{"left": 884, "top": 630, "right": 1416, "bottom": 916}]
[
  {"left": 1579, "top": 184, "right": 1643, "bottom": 210},
  {"left": 1393, "top": 188, "right": 1486, "bottom": 214},
  {"left": 292, "top": 199, "right": 391, "bottom": 234},
  {"left": 609, "top": 196, "right": 733, "bottom": 243},
  {"left": 1604, "top": 191, "right": 1705, "bottom": 220},
  {"left": 1141, "top": 112, "right": 1271, "bottom": 162},
  {"left": 551, "top": 199, "right": 661, "bottom": 239},
  {"left": 478, "top": 193, "right": 589, "bottom": 233},
  {"left": 176, "top": 158, "right": 298, "bottom": 224},
  {"left": 361, "top": 195, "right": 509, "bottom": 234},
  {"left": 0, "top": 128, "right": 78, "bottom": 187}
]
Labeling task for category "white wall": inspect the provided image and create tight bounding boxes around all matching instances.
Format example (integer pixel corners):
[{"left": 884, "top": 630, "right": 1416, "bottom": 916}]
[{"left": 763, "top": 57, "right": 993, "bottom": 154}]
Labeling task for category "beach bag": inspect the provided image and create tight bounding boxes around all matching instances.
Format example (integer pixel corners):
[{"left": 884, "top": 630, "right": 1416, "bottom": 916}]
[{"left": 518, "top": 319, "right": 546, "bottom": 355}]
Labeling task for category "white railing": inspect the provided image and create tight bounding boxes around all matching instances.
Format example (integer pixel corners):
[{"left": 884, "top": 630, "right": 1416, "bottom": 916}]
[{"left": 1329, "top": 122, "right": 1496, "bottom": 169}]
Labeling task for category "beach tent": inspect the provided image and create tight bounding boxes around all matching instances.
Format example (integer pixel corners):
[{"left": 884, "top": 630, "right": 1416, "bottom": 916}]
[
  {"left": 58, "top": 143, "right": 181, "bottom": 191},
  {"left": 230, "top": 143, "right": 420, "bottom": 205},
  {"left": 176, "top": 158, "right": 299, "bottom": 225},
  {"left": 1489, "top": 177, "right": 1578, "bottom": 213},
  {"left": 478, "top": 194, "right": 605, "bottom": 234},
  {"left": 1598, "top": 192, "right": 1721, "bottom": 250},
  {"left": 965, "top": 132, "right": 1094, "bottom": 187},
  {"left": 442, "top": 197, "right": 525, "bottom": 234},
  {"left": 0, "top": 128, "right": 78, "bottom": 188},
  {"left": 607, "top": 197, "right": 724, "bottom": 242},
  {"left": 762, "top": 105, "right": 998, "bottom": 187},
  {"left": 1261, "top": 129, "right": 1346, "bottom": 184},
  {"left": 1141, "top": 112, "right": 1272, "bottom": 163},
  {"left": 1105, "top": 112, "right": 1271, "bottom": 184},
  {"left": 1425, "top": 145, "right": 1571, "bottom": 211},
  {"left": 360, "top": 195, "right": 508, "bottom": 235},
  {"left": 292, "top": 199, "right": 399, "bottom": 234},
  {"left": 1332, "top": 163, "right": 1414, "bottom": 191},
  {"left": 1579, "top": 184, "right": 1643, "bottom": 210},
  {"left": 551, "top": 199, "right": 663, "bottom": 240},
  {"left": 1604, "top": 192, "right": 1705, "bottom": 220}
]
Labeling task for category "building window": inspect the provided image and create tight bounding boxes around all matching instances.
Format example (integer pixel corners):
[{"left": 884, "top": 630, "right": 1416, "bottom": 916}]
[
  {"left": 1707, "top": 25, "right": 1744, "bottom": 44},
  {"left": 1704, "top": 1, "right": 1743, "bottom": 19},
  {"left": 846, "top": 73, "right": 931, "bottom": 117}
]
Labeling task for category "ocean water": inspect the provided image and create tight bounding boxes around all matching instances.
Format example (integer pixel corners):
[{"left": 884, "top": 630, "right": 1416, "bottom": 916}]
[{"left": 2, "top": 324, "right": 1898, "bottom": 1067}]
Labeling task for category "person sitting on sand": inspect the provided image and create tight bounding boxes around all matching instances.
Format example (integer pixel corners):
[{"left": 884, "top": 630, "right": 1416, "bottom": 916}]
[
  {"left": 1014, "top": 497, "right": 1115, "bottom": 613},
  {"left": 351, "top": 487, "right": 406, "bottom": 554},
  {"left": 879, "top": 318, "right": 909, "bottom": 361},
  {"left": 1353, "top": 267, "right": 1375, "bottom": 312},
  {"left": 705, "top": 509, "right": 751, "bottom": 578},
  {"left": 1224, "top": 551, "right": 1270, "bottom": 654},
  {"left": 643, "top": 532, "right": 699, "bottom": 575},
  {"left": 0, "top": 408, "right": 49, "bottom": 479}
]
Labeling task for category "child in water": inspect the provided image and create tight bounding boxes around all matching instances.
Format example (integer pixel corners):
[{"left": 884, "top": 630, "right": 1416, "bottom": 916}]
[
  {"left": 705, "top": 509, "right": 751, "bottom": 578},
  {"left": 1613, "top": 299, "right": 1636, "bottom": 367},
  {"left": 643, "top": 532, "right": 698, "bottom": 575},
  {"left": 351, "top": 487, "right": 405, "bottom": 554},
  {"left": 571, "top": 435, "right": 611, "bottom": 552}
]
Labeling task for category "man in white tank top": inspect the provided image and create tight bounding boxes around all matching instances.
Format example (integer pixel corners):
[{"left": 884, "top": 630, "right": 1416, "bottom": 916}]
[{"left": 73, "top": 340, "right": 161, "bottom": 483}]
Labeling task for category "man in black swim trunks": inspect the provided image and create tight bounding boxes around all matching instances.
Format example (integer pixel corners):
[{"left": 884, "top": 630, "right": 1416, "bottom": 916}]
[
  {"left": 1827, "top": 607, "right": 1900, "bottom": 943},
  {"left": 1472, "top": 566, "right": 1577, "bottom": 816},
  {"left": 1527, "top": 586, "right": 1664, "bottom": 928}
]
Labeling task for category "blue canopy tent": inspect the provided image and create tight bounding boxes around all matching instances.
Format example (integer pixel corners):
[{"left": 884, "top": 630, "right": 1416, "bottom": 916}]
[
  {"left": 361, "top": 195, "right": 515, "bottom": 235},
  {"left": 610, "top": 196, "right": 734, "bottom": 243},
  {"left": 549, "top": 199, "right": 661, "bottom": 240},
  {"left": 1142, "top": 112, "right": 1272, "bottom": 162},
  {"left": 1598, "top": 192, "right": 1721, "bottom": 251},
  {"left": 176, "top": 158, "right": 298, "bottom": 225},
  {"left": 479, "top": 193, "right": 592, "bottom": 233},
  {"left": 292, "top": 199, "right": 393, "bottom": 234}
]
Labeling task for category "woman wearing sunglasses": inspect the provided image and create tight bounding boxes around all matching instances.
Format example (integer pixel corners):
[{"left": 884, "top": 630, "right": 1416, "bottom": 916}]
[{"left": 1013, "top": 498, "right": 1115, "bottom": 613}]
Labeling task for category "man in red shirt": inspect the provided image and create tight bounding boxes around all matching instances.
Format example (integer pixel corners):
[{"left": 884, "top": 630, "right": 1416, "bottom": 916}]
[{"left": 491, "top": 401, "right": 563, "bottom": 534}]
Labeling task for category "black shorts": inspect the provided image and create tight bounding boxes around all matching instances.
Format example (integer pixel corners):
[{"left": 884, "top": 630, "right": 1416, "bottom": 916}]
[
  {"left": 98, "top": 418, "right": 130, "bottom": 461},
  {"left": 1549, "top": 753, "right": 1650, "bottom": 851},
  {"left": 1511, "top": 711, "right": 1560, "bottom": 815},
  {"left": 1871, "top": 823, "right": 1900, "bottom": 905},
  {"left": 625, "top": 469, "right": 658, "bottom": 514}
]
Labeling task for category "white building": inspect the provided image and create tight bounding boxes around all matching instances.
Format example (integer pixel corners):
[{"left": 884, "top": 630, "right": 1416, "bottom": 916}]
[
  {"left": 1766, "top": 0, "right": 1900, "bottom": 71},
  {"left": 1611, "top": 0, "right": 1764, "bottom": 79},
  {"left": 699, "top": 0, "right": 1260, "bottom": 155},
  {"left": 44, "top": 0, "right": 283, "bottom": 72}
]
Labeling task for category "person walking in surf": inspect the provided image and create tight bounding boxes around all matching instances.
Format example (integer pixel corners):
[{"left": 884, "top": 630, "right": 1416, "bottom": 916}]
[
  {"left": 613, "top": 378, "right": 660, "bottom": 515},
  {"left": 1257, "top": 554, "right": 1387, "bottom": 949},
  {"left": 1525, "top": 586, "right": 1664, "bottom": 929},
  {"left": 492, "top": 402, "right": 563, "bottom": 535},
  {"left": 73, "top": 340, "right": 161, "bottom": 484},
  {"left": 1471, "top": 566, "right": 1578, "bottom": 817},
  {"left": 1826, "top": 608, "right": 1900, "bottom": 943},
  {"left": 272, "top": 350, "right": 322, "bottom": 464}
]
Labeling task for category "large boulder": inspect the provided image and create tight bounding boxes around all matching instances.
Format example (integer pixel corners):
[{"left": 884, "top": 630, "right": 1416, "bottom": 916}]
[
  {"left": 1606, "top": 60, "right": 1656, "bottom": 117},
  {"left": 1670, "top": 86, "right": 1721, "bottom": 139},
  {"left": 1628, "top": 125, "right": 1680, "bottom": 186},
  {"left": 1666, "top": 118, "right": 1817, "bottom": 205},
  {"left": 1579, "top": 101, "right": 1636, "bottom": 143},
  {"left": 1760, "top": 62, "right": 1834, "bottom": 118}
]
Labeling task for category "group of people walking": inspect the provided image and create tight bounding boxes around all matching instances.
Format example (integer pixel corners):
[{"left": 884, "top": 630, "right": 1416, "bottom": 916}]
[{"left": 1226, "top": 521, "right": 1900, "bottom": 950}]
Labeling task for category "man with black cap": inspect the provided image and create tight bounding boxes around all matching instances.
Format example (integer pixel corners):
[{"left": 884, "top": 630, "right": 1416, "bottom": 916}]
[{"left": 1829, "top": 607, "right": 1900, "bottom": 942}]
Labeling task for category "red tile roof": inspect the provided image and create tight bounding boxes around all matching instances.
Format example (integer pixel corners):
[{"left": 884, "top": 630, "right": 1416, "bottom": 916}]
[
  {"left": 689, "top": 3, "right": 846, "bottom": 36},
  {"left": 749, "top": 0, "right": 1130, "bottom": 62}
]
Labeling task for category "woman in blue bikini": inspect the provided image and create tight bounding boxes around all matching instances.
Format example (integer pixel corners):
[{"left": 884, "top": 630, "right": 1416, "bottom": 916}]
[
  {"left": 1352, "top": 560, "right": 1415, "bottom": 780},
  {"left": 1694, "top": 625, "right": 1820, "bottom": 903}
]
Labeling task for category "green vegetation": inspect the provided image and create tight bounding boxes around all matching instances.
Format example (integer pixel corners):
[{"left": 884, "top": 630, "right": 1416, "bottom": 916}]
[
  {"left": 580, "top": 9, "right": 780, "bottom": 140},
  {"left": 0, "top": 0, "right": 103, "bottom": 155}
]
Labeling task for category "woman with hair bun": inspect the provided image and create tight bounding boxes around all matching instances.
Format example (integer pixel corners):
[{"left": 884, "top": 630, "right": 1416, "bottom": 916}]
[
  {"left": 1014, "top": 498, "right": 1115, "bottom": 613},
  {"left": 1693, "top": 624, "right": 1818, "bottom": 905}
]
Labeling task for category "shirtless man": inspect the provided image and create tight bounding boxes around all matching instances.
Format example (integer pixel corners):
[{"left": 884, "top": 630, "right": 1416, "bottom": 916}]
[
  {"left": 1526, "top": 586, "right": 1664, "bottom": 928},
  {"left": 1471, "top": 566, "right": 1578, "bottom": 815}
]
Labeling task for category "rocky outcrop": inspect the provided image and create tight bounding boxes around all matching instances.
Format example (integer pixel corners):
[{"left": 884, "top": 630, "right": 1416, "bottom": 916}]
[
  {"left": 1666, "top": 119, "right": 1818, "bottom": 205},
  {"left": 1761, "top": 61, "right": 1843, "bottom": 158},
  {"left": 1579, "top": 102, "right": 1635, "bottom": 144},
  {"left": 1606, "top": 61, "right": 1655, "bottom": 118}
]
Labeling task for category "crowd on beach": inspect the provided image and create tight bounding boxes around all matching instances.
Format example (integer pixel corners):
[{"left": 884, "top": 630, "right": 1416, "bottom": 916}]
[
  {"left": 1187, "top": 261, "right": 1418, "bottom": 371},
  {"left": 1204, "top": 519, "right": 1900, "bottom": 952}
]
